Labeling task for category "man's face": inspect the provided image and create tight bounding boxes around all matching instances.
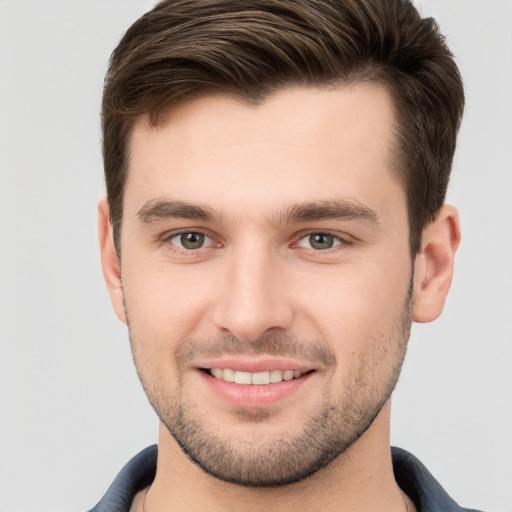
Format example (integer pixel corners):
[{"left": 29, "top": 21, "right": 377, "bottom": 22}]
[{"left": 118, "top": 85, "right": 414, "bottom": 485}]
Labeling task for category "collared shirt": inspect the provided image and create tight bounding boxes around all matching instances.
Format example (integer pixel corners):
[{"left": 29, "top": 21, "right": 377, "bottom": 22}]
[{"left": 88, "top": 445, "right": 484, "bottom": 512}]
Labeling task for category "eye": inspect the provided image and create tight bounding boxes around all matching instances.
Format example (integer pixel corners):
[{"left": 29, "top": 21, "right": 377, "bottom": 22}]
[
  {"left": 169, "top": 231, "right": 212, "bottom": 250},
  {"left": 296, "top": 233, "right": 343, "bottom": 251}
]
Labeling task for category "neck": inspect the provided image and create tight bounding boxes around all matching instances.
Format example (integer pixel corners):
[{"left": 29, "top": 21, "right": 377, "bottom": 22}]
[{"left": 143, "top": 401, "right": 411, "bottom": 512}]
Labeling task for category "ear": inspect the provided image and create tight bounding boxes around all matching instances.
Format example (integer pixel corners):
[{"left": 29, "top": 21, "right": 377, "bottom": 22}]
[
  {"left": 98, "top": 198, "right": 127, "bottom": 324},
  {"left": 412, "top": 204, "right": 461, "bottom": 323}
]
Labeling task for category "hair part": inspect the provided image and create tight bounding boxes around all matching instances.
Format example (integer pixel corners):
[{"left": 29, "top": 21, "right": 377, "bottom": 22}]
[{"left": 102, "top": 0, "right": 464, "bottom": 255}]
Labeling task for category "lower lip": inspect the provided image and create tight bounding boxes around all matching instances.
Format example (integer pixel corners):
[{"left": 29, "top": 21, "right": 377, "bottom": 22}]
[{"left": 199, "top": 370, "right": 314, "bottom": 408}]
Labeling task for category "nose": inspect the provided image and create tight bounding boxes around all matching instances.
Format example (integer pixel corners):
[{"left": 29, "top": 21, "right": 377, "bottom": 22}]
[{"left": 212, "top": 246, "right": 294, "bottom": 342}]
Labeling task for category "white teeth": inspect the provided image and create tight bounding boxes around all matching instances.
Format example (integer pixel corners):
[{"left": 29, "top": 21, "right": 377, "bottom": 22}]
[
  {"left": 234, "top": 371, "right": 252, "bottom": 384},
  {"left": 251, "top": 371, "right": 270, "bottom": 385},
  {"left": 269, "top": 369, "right": 283, "bottom": 383},
  {"left": 223, "top": 368, "right": 235, "bottom": 382},
  {"left": 210, "top": 368, "right": 304, "bottom": 385},
  {"left": 283, "top": 370, "right": 294, "bottom": 381}
]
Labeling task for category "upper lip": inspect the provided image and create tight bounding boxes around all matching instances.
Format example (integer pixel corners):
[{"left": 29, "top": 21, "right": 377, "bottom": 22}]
[{"left": 194, "top": 357, "right": 315, "bottom": 373}]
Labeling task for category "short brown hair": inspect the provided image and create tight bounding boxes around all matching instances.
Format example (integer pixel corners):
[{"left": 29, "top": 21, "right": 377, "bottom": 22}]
[{"left": 102, "top": 0, "right": 464, "bottom": 255}]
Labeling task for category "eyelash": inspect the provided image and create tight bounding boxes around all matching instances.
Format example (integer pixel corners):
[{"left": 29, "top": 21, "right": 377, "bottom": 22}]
[
  {"left": 160, "top": 229, "right": 217, "bottom": 253},
  {"left": 293, "top": 230, "right": 350, "bottom": 252},
  {"left": 159, "top": 229, "right": 351, "bottom": 254}
]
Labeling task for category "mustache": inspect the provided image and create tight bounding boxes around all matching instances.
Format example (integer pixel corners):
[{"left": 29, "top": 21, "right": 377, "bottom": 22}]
[{"left": 175, "top": 332, "right": 336, "bottom": 368}]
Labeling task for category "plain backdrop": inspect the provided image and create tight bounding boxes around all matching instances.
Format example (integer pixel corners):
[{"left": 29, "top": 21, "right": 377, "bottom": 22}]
[{"left": 0, "top": 1, "right": 511, "bottom": 511}]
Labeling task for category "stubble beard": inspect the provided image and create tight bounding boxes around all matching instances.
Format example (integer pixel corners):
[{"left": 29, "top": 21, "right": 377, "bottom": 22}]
[{"left": 127, "top": 279, "right": 413, "bottom": 488}]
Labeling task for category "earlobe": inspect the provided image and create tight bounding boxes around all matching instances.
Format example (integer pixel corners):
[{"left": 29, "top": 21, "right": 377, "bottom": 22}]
[
  {"left": 98, "top": 198, "right": 127, "bottom": 324},
  {"left": 412, "top": 204, "right": 461, "bottom": 323}
]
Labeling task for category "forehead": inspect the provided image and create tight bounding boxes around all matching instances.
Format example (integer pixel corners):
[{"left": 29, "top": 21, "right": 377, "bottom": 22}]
[{"left": 125, "top": 84, "right": 403, "bottom": 222}]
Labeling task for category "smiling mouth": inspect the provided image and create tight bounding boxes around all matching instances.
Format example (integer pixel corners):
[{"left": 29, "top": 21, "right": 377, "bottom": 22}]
[{"left": 205, "top": 368, "right": 311, "bottom": 385}]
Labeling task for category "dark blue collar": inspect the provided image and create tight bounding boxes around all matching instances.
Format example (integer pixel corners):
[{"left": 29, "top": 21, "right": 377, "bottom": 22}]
[
  {"left": 391, "top": 447, "right": 483, "bottom": 512},
  {"left": 89, "top": 445, "right": 157, "bottom": 512},
  {"left": 88, "top": 445, "right": 484, "bottom": 512}
]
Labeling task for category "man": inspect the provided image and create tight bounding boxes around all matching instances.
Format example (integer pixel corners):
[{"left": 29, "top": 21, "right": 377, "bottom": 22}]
[{"left": 91, "top": 0, "right": 477, "bottom": 510}]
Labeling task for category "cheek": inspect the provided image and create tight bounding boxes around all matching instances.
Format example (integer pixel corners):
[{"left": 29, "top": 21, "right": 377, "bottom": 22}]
[
  {"left": 122, "top": 264, "right": 212, "bottom": 393},
  {"left": 121, "top": 255, "right": 216, "bottom": 342},
  {"left": 291, "top": 261, "right": 411, "bottom": 350}
]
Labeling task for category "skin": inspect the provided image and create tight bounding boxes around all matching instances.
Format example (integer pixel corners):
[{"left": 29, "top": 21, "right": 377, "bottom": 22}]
[{"left": 99, "top": 84, "right": 460, "bottom": 512}]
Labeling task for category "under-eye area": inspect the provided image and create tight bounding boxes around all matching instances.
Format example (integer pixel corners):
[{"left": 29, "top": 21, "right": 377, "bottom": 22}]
[{"left": 203, "top": 368, "right": 314, "bottom": 385}]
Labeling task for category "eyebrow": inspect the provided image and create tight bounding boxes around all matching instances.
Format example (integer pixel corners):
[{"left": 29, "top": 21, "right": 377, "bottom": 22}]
[
  {"left": 269, "top": 200, "right": 380, "bottom": 226},
  {"left": 136, "top": 198, "right": 379, "bottom": 226},
  {"left": 137, "top": 199, "right": 218, "bottom": 223}
]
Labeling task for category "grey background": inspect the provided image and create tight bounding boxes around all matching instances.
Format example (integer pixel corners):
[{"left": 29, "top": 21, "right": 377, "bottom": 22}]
[{"left": 0, "top": 1, "right": 510, "bottom": 511}]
